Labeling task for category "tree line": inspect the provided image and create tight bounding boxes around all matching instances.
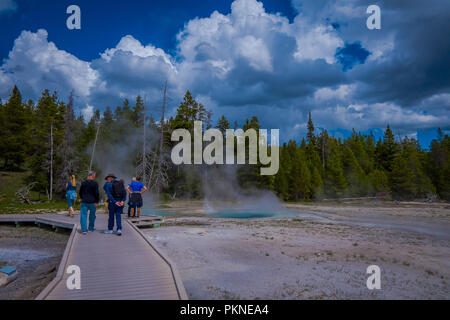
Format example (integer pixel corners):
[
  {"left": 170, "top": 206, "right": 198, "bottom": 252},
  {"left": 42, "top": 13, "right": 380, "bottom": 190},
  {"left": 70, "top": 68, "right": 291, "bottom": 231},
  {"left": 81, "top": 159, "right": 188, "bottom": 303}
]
[
  {"left": 274, "top": 114, "right": 449, "bottom": 201},
  {"left": 0, "top": 85, "right": 448, "bottom": 201}
]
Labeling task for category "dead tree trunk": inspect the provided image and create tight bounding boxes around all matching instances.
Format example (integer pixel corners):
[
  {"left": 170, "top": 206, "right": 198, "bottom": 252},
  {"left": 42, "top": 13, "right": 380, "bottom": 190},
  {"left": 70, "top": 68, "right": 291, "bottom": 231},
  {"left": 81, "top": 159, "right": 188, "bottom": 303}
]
[
  {"left": 322, "top": 130, "right": 325, "bottom": 169},
  {"left": 142, "top": 97, "right": 147, "bottom": 185},
  {"left": 57, "top": 91, "right": 77, "bottom": 194},
  {"left": 156, "top": 80, "right": 167, "bottom": 197},
  {"left": 49, "top": 121, "right": 53, "bottom": 201},
  {"left": 89, "top": 122, "right": 100, "bottom": 171},
  {"left": 16, "top": 182, "right": 37, "bottom": 204}
]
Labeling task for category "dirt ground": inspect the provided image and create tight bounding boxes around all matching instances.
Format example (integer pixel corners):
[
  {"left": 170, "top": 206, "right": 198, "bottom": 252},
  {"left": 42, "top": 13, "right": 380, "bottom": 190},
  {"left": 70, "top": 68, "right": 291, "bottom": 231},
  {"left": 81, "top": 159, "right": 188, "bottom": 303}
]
[
  {"left": 144, "top": 201, "right": 450, "bottom": 299},
  {"left": 0, "top": 224, "right": 69, "bottom": 300}
]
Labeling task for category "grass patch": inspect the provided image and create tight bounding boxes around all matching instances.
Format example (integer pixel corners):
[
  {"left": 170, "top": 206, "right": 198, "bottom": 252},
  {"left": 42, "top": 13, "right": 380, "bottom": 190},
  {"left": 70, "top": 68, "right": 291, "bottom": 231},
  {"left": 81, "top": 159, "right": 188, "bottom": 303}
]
[{"left": 0, "top": 171, "right": 74, "bottom": 215}]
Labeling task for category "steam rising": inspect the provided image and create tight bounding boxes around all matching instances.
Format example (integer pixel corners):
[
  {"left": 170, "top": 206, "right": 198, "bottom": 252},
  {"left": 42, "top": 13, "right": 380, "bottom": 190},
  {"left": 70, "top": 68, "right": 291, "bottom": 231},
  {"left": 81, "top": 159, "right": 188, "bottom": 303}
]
[{"left": 89, "top": 116, "right": 282, "bottom": 217}]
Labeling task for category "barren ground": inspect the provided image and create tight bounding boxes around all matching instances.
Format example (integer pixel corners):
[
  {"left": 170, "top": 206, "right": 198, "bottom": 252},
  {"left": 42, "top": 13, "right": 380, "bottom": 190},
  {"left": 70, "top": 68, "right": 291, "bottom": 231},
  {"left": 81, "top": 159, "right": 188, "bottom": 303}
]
[
  {"left": 0, "top": 201, "right": 448, "bottom": 300},
  {"left": 0, "top": 225, "right": 68, "bottom": 300},
  {"left": 144, "top": 201, "right": 450, "bottom": 299}
]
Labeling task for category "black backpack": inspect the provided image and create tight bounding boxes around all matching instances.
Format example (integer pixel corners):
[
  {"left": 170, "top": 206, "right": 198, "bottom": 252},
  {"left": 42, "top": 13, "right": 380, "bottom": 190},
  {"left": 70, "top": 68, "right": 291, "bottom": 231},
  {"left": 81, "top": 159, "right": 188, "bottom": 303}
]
[{"left": 111, "top": 180, "right": 125, "bottom": 200}]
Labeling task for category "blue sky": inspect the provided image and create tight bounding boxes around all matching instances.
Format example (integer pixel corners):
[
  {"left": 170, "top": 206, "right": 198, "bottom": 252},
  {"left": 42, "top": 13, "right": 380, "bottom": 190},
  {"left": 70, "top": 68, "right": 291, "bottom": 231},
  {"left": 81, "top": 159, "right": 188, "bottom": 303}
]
[
  {"left": 0, "top": 0, "right": 297, "bottom": 61},
  {"left": 0, "top": 0, "right": 448, "bottom": 148}
]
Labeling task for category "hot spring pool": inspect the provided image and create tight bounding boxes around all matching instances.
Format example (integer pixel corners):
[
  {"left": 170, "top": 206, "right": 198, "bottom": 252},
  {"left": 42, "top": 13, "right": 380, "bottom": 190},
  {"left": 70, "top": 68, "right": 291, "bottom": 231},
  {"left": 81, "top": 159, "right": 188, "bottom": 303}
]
[
  {"left": 140, "top": 208, "right": 329, "bottom": 221},
  {"left": 140, "top": 209, "right": 294, "bottom": 219}
]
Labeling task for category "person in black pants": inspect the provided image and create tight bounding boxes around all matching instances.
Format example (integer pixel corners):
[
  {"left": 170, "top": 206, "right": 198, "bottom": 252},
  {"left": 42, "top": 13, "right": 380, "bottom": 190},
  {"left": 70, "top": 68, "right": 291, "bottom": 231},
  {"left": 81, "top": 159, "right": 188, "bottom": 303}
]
[
  {"left": 126, "top": 176, "right": 147, "bottom": 218},
  {"left": 127, "top": 177, "right": 136, "bottom": 218}
]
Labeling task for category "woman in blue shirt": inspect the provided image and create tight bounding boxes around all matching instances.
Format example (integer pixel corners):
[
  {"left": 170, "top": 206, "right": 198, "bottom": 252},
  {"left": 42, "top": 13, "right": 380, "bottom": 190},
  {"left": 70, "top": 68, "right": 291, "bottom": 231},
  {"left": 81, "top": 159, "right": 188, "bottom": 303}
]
[
  {"left": 65, "top": 174, "right": 77, "bottom": 218},
  {"left": 126, "top": 176, "right": 147, "bottom": 218}
]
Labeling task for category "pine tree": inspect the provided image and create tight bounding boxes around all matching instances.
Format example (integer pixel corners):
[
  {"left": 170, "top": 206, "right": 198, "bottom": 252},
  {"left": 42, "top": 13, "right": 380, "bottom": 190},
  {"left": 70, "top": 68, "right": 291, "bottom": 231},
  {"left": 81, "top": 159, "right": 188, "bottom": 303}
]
[
  {"left": 376, "top": 124, "right": 398, "bottom": 172},
  {"left": 131, "top": 95, "right": 145, "bottom": 127},
  {"left": 341, "top": 145, "right": 367, "bottom": 196},
  {"left": 216, "top": 115, "right": 230, "bottom": 134},
  {"left": 324, "top": 141, "right": 347, "bottom": 197},
  {"left": 0, "top": 99, "right": 5, "bottom": 166},
  {"left": 428, "top": 131, "right": 450, "bottom": 200},
  {"left": 390, "top": 155, "right": 416, "bottom": 200},
  {"left": 304, "top": 141, "right": 323, "bottom": 198},
  {"left": 289, "top": 147, "right": 311, "bottom": 201},
  {"left": 347, "top": 130, "right": 373, "bottom": 174},
  {"left": 406, "top": 139, "right": 433, "bottom": 197},
  {"left": 113, "top": 106, "right": 122, "bottom": 120},
  {"left": 172, "top": 91, "right": 208, "bottom": 130},
  {"left": 238, "top": 116, "right": 264, "bottom": 189},
  {"left": 306, "top": 111, "right": 315, "bottom": 146},
  {"left": 390, "top": 139, "right": 434, "bottom": 200},
  {"left": 1, "top": 86, "right": 29, "bottom": 169},
  {"left": 29, "top": 90, "right": 65, "bottom": 194},
  {"left": 367, "top": 169, "right": 390, "bottom": 196},
  {"left": 100, "top": 106, "right": 114, "bottom": 141},
  {"left": 274, "top": 143, "right": 290, "bottom": 200},
  {"left": 56, "top": 92, "right": 78, "bottom": 194},
  {"left": 310, "top": 166, "right": 323, "bottom": 199},
  {"left": 122, "top": 99, "right": 132, "bottom": 121},
  {"left": 103, "top": 106, "right": 113, "bottom": 122}
]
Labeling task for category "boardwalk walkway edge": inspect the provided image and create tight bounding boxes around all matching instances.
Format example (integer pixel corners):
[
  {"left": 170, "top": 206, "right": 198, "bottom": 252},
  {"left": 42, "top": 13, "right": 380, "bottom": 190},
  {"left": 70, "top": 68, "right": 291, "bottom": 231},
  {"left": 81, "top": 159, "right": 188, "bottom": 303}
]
[
  {"left": 35, "top": 223, "right": 77, "bottom": 300},
  {"left": 127, "top": 220, "right": 188, "bottom": 300},
  {"left": 0, "top": 214, "right": 188, "bottom": 300}
]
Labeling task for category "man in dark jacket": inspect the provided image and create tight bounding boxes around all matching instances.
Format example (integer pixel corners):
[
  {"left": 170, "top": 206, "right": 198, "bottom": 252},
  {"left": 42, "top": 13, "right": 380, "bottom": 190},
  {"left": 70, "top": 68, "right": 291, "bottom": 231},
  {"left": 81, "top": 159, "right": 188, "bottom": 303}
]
[
  {"left": 103, "top": 173, "right": 126, "bottom": 236},
  {"left": 79, "top": 171, "right": 100, "bottom": 234}
]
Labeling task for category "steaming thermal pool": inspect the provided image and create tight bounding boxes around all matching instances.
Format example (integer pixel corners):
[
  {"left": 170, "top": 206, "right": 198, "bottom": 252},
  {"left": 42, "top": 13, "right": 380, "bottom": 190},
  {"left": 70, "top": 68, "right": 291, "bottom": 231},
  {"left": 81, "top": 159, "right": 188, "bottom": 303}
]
[
  {"left": 140, "top": 203, "right": 450, "bottom": 238},
  {"left": 140, "top": 207, "right": 332, "bottom": 221},
  {"left": 209, "top": 209, "right": 299, "bottom": 219}
]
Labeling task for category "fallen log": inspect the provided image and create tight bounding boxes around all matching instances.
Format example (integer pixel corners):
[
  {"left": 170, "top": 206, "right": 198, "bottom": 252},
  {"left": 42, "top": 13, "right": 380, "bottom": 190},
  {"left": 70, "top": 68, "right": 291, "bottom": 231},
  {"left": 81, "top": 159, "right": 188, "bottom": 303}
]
[{"left": 15, "top": 182, "right": 37, "bottom": 204}]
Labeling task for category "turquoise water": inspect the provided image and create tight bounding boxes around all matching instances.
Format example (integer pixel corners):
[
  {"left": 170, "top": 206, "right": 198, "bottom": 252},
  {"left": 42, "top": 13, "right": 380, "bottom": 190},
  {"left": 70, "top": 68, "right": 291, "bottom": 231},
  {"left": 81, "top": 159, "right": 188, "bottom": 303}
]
[
  {"left": 139, "top": 209, "right": 291, "bottom": 219},
  {"left": 210, "top": 210, "right": 293, "bottom": 219},
  {"left": 209, "top": 209, "right": 334, "bottom": 221},
  {"left": 140, "top": 207, "right": 329, "bottom": 221}
]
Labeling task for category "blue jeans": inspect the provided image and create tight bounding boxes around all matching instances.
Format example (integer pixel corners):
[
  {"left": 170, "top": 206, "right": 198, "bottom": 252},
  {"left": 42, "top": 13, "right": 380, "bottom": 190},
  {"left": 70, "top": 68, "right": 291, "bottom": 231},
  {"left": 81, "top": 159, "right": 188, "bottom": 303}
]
[
  {"left": 80, "top": 203, "right": 96, "bottom": 232},
  {"left": 66, "top": 195, "right": 73, "bottom": 208},
  {"left": 66, "top": 191, "right": 76, "bottom": 208},
  {"left": 108, "top": 201, "right": 123, "bottom": 231}
]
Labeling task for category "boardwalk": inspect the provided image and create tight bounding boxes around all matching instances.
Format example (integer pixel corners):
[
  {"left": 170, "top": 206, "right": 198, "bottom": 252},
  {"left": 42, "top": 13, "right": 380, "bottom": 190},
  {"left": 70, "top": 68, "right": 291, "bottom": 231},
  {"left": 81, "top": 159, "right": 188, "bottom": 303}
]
[{"left": 0, "top": 213, "right": 187, "bottom": 300}]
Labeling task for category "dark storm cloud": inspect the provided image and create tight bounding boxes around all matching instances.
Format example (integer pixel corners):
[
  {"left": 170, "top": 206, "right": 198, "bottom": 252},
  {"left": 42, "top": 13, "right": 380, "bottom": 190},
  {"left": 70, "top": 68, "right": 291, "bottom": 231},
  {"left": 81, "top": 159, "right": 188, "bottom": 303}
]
[
  {"left": 0, "top": 0, "right": 448, "bottom": 139},
  {"left": 343, "top": 0, "right": 450, "bottom": 106}
]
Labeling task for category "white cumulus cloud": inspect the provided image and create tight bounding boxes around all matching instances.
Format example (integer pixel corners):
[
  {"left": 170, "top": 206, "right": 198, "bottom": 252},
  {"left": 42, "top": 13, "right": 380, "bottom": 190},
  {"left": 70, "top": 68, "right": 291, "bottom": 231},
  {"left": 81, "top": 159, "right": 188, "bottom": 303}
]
[
  {"left": 0, "top": 0, "right": 448, "bottom": 142},
  {"left": 0, "top": 29, "right": 98, "bottom": 103}
]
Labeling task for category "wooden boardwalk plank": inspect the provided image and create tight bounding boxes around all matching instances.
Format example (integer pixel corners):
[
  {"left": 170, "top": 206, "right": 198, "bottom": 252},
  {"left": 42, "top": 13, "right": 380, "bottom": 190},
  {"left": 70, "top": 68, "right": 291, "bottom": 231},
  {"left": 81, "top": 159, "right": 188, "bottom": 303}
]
[{"left": 0, "top": 213, "right": 187, "bottom": 300}]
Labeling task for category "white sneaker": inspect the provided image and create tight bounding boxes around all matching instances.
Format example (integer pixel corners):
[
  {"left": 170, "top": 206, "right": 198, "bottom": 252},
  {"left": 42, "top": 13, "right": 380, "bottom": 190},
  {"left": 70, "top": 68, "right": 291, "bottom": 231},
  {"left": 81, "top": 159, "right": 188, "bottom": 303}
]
[
  {"left": 104, "top": 230, "right": 113, "bottom": 234},
  {"left": 116, "top": 229, "right": 122, "bottom": 236}
]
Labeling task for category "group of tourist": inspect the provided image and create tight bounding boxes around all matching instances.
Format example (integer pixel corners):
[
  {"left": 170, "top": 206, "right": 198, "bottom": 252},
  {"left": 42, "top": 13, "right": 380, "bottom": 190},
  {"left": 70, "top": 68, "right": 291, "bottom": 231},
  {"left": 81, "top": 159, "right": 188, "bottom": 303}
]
[{"left": 65, "top": 171, "right": 147, "bottom": 235}]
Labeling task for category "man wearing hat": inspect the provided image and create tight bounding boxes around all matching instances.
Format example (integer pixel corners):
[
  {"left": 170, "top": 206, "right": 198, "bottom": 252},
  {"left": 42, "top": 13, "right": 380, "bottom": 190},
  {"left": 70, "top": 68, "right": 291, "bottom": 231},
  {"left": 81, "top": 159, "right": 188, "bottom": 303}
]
[{"left": 103, "top": 173, "right": 127, "bottom": 235}]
